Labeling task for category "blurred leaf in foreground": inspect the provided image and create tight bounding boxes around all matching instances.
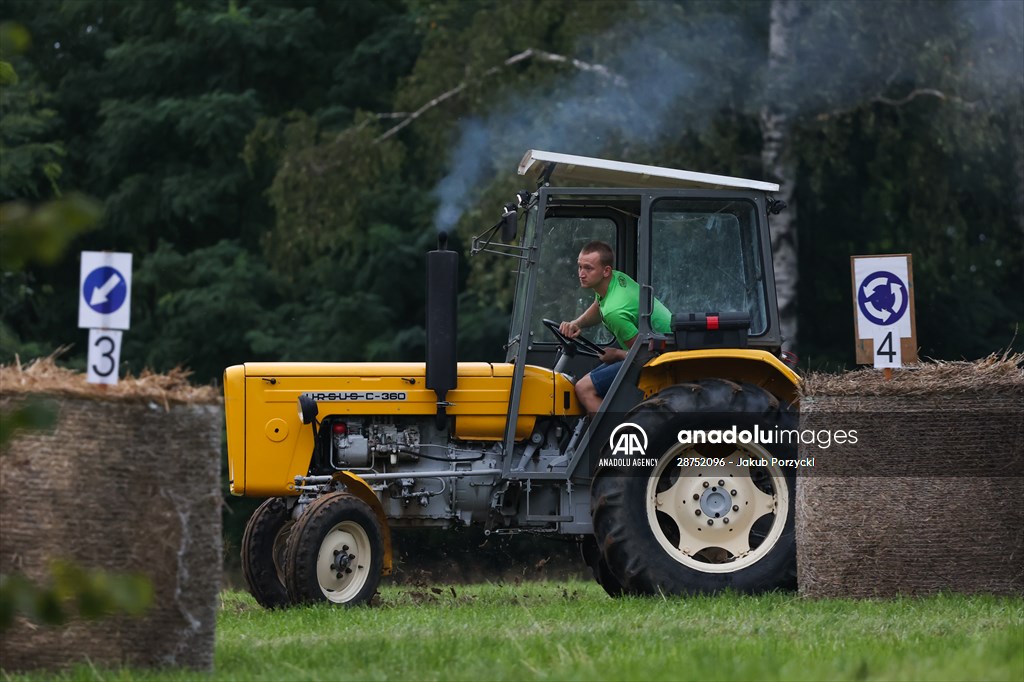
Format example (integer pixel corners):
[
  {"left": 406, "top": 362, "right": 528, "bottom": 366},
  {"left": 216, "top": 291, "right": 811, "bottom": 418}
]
[
  {"left": 0, "top": 194, "right": 102, "bottom": 271},
  {"left": 0, "top": 561, "right": 152, "bottom": 631},
  {"left": 0, "top": 396, "right": 57, "bottom": 447}
]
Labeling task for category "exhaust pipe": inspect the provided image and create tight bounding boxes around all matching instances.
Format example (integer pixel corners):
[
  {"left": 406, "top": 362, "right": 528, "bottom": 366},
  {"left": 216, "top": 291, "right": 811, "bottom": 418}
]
[{"left": 426, "top": 231, "right": 457, "bottom": 430}]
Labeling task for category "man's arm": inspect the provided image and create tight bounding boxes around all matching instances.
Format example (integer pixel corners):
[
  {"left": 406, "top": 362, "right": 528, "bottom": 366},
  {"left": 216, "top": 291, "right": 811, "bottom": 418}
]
[
  {"left": 599, "top": 333, "right": 636, "bottom": 363},
  {"left": 559, "top": 300, "right": 601, "bottom": 338}
]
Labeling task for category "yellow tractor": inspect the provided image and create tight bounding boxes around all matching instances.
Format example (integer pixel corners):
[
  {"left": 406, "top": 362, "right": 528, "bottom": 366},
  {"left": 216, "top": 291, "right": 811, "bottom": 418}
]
[{"left": 224, "top": 150, "right": 800, "bottom": 607}]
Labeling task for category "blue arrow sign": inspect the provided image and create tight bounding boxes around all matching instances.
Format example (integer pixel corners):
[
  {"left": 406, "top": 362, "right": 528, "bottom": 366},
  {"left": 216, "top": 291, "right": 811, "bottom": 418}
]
[
  {"left": 83, "top": 266, "right": 128, "bottom": 315},
  {"left": 857, "top": 270, "right": 908, "bottom": 326}
]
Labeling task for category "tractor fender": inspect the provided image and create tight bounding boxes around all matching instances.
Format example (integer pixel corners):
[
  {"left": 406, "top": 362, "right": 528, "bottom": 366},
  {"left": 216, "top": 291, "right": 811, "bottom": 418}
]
[
  {"left": 331, "top": 471, "right": 393, "bottom": 576},
  {"left": 638, "top": 349, "right": 800, "bottom": 406}
]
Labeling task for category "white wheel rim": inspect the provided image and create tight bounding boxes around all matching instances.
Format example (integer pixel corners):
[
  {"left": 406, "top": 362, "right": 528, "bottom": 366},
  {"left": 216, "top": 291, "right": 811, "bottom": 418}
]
[
  {"left": 645, "top": 442, "right": 789, "bottom": 573},
  {"left": 315, "top": 521, "right": 373, "bottom": 603}
]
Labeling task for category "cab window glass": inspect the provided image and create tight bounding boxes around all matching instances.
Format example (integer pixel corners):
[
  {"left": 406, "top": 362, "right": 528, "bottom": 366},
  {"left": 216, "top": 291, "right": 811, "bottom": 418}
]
[
  {"left": 532, "top": 217, "right": 616, "bottom": 345},
  {"left": 650, "top": 200, "right": 767, "bottom": 335}
]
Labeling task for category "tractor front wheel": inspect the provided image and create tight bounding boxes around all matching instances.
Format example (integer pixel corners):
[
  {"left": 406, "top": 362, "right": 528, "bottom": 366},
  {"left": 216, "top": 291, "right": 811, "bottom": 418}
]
[
  {"left": 241, "top": 497, "right": 295, "bottom": 609},
  {"left": 284, "top": 492, "right": 383, "bottom": 606}
]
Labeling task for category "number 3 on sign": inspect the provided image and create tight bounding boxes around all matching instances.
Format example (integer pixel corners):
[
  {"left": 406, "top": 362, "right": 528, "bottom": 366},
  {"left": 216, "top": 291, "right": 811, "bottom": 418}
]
[
  {"left": 873, "top": 330, "right": 901, "bottom": 369},
  {"left": 88, "top": 329, "right": 123, "bottom": 385}
]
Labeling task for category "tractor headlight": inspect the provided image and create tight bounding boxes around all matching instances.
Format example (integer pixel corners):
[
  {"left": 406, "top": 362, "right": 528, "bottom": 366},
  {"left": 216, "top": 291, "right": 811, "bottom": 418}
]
[{"left": 297, "top": 394, "right": 318, "bottom": 425}]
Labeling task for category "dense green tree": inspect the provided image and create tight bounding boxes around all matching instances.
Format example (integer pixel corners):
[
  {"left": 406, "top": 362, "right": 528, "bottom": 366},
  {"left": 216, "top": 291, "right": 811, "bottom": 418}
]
[
  {"left": 1, "top": 0, "right": 1020, "bottom": 382},
  {"left": 0, "top": 19, "right": 100, "bottom": 359},
  {"left": 0, "top": 56, "right": 62, "bottom": 201},
  {"left": 2, "top": 0, "right": 423, "bottom": 379}
]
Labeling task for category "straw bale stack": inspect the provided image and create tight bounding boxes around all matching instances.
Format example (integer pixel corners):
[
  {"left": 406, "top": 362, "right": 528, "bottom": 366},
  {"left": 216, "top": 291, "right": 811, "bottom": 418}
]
[
  {"left": 797, "top": 352, "right": 1024, "bottom": 598},
  {"left": 0, "top": 357, "right": 222, "bottom": 671}
]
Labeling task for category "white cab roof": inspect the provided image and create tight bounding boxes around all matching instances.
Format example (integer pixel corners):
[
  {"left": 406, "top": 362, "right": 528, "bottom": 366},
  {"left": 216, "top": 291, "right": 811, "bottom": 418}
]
[{"left": 518, "top": 149, "right": 779, "bottom": 193}]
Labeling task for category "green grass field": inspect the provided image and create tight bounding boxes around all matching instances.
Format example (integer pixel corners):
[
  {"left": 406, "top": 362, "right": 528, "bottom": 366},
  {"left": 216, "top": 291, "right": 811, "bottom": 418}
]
[{"left": 4, "top": 582, "right": 1022, "bottom": 681}]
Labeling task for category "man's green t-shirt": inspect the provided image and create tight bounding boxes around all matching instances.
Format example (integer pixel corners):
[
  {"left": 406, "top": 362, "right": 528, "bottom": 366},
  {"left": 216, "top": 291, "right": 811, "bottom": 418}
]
[{"left": 597, "top": 270, "right": 672, "bottom": 349}]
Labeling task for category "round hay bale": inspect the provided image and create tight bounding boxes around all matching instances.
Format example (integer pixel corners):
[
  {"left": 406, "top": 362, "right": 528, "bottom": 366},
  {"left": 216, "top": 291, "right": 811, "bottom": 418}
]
[
  {"left": 0, "top": 360, "right": 222, "bottom": 673},
  {"left": 796, "top": 355, "right": 1024, "bottom": 598}
]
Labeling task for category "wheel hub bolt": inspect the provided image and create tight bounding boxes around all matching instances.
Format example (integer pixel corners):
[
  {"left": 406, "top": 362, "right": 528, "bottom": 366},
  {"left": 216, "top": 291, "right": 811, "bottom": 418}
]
[
  {"left": 695, "top": 509, "right": 702, "bottom": 516},
  {"left": 733, "top": 505, "right": 739, "bottom": 512},
  {"left": 693, "top": 494, "right": 700, "bottom": 501},
  {"left": 723, "top": 517, "right": 730, "bottom": 524},
  {"left": 718, "top": 480, "right": 725, "bottom": 486},
  {"left": 707, "top": 519, "right": 714, "bottom": 526},
  {"left": 730, "top": 489, "right": 737, "bottom": 496},
  {"left": 703, "top": 481, "right": 709, "bottom": 488}
]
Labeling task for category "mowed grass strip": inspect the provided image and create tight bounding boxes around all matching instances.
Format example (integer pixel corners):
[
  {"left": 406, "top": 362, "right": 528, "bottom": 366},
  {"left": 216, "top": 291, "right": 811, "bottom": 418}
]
[{"left": 3, "top": 582, "right": 1021, "bottom": 681}]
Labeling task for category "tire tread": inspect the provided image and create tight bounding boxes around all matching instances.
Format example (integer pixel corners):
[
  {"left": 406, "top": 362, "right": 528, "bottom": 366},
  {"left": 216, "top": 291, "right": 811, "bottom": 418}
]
[{"left": 241, "top": 497, "right": 292, "bottom": 609}]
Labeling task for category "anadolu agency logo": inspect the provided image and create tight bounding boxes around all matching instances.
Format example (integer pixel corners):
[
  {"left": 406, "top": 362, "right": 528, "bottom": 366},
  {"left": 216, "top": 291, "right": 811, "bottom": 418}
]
[
  {"left": 609, "top": 422, "right": 647, "bottom": 455},
  {"left": 601, "top": 423, "right": 658, "bottom": 468}
]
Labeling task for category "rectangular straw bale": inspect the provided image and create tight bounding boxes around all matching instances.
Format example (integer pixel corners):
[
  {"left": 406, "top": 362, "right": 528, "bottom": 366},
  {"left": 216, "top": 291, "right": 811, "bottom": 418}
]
[
  {"left": 796, "top": 355, "right": 1024, "bottom": 598},
  {"left": 0, "top": 395, "right": 222, "bottom": 672}
]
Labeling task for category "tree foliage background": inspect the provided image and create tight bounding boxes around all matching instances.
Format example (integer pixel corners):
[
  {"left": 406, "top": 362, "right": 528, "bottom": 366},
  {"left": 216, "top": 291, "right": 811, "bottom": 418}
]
[
  {"left": 3, "top": 0, "right": 1021, "bottom": 378},
  {"left": 3, "top": 0, "right": 1020, "bottom": 381}
]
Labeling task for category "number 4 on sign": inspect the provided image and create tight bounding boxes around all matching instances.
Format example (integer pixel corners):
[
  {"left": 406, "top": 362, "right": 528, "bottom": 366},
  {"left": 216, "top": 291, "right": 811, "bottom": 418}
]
[
  {"left": 88, "top": 329, "right": 123, "bottom": 385},
  {"left": 873, "top": 330, "right": 901, "bottom": 369}
]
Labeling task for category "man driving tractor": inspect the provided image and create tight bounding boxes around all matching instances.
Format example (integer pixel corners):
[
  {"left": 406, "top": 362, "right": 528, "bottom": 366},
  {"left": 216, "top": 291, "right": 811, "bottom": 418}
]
[{"left": 559, "top": 240, "right": 672, "bottom": 414}]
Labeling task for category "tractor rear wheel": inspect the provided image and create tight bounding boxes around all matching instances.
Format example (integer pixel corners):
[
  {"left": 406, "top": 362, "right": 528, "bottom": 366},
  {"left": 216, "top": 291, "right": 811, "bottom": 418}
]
[
  {"left": 283, "top": 492, "right": 383, "bottom": 606},
  {"left": 580, "top": 536, "right": 628, "bottom": 597},
  {"left": 592, "top": 379, "right": 797, "bottom": 595},
  {"left": 241, "top": 497, "right": 295, "bottom": 609}
]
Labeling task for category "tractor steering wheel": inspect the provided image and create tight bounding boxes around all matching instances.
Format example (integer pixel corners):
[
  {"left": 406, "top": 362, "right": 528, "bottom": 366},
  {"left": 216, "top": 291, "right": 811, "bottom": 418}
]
[{"left": 542, "top": 319, "right": 605, "bottom": 358}]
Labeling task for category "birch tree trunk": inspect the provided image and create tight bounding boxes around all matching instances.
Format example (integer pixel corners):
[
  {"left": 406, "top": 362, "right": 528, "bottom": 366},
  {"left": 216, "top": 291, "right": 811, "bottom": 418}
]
[
  {"left": 1014, "top": 118, "right": 1024, "bottom": 235},
  {"left": 761, "top": 0, "right": 801, "bottom": 351}
]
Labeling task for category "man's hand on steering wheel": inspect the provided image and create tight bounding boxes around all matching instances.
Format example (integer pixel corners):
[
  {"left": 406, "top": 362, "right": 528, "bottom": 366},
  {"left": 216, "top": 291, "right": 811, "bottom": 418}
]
[
  {"left": 542, "top": 319, "right": 604, "bottom": 358},
  {"left": 558, "top": 320, "right": 581, "bottom": 338}
]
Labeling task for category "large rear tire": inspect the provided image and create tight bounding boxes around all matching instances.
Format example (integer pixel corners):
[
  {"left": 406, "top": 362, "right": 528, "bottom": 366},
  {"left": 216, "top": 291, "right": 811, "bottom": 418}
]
[
  {"left": 579, "top": 536, "right": 629, "bottom": 597},
  {"left": 592, "top": 379, "right": 797, "bottom": 595},
  {"left": 241, "top": 497, "right": 295, "bottom": 609},
  {"left": 284, "top": 492, "right": 384, "bottom": 606}
]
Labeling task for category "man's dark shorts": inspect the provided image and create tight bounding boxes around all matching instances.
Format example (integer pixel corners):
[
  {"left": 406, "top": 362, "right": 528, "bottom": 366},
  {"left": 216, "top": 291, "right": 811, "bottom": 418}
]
[{"left": 589, "top": 360, "right": 623, "bottom": 398}]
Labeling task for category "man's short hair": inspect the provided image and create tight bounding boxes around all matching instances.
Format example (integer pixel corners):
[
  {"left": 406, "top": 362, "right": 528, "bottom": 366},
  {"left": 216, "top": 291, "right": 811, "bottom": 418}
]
[{"left": 580, "top": 241, "right": 614, "bottom": 268}]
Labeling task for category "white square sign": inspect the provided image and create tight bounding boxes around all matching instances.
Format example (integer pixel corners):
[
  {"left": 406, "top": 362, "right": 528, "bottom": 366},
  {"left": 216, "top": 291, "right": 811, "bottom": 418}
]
[
  {"left": 79, "top": 251, "right": 132, "bottom": 330},
  {"left": 853, "top": 256, "right": 912, "bottom": 338},
  {"left": 87, "top": 329, "right": 123, "bottom": 385},
  {"left": 851, "top": 254, "right": 917, "bottom": 367}
]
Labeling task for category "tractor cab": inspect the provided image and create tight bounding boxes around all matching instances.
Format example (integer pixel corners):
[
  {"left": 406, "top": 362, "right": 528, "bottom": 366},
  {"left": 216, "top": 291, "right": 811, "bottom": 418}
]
[{"left": 473, "top": 150, "right": 794, "bottom": 467}]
